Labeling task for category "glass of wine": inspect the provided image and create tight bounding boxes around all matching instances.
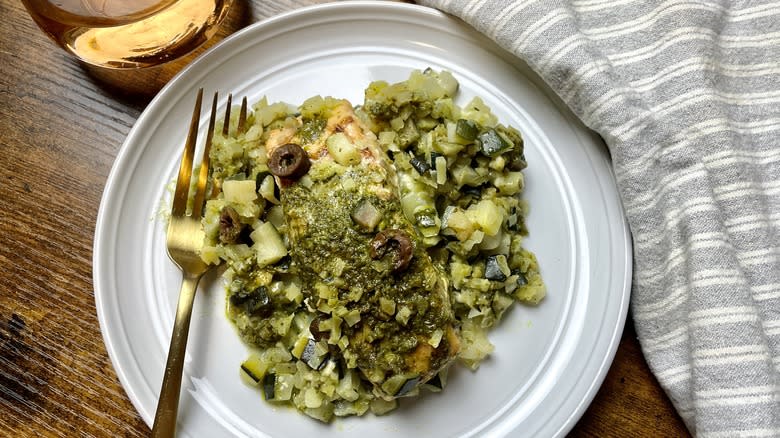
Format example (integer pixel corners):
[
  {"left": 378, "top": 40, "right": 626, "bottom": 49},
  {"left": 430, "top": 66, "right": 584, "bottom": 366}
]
[{"left": 22, "top": 0, "right": 235, "bottom": 92}]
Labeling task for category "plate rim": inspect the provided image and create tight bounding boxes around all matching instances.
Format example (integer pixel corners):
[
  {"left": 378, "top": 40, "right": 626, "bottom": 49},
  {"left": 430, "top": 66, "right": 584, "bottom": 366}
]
[{"left": 92, "top": 2, "right": 632, "bottom": 437}]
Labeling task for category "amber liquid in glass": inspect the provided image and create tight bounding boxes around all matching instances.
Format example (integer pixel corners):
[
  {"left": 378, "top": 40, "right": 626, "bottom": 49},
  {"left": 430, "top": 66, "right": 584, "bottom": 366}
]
[{"left": 22, "top": 0, "right": 233, "bottom": 69}]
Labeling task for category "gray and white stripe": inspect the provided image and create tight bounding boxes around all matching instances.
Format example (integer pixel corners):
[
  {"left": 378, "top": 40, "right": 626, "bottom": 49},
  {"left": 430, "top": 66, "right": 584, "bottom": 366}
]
[{"left": 420, "top": 0, "right": 780, "bottom": 435}]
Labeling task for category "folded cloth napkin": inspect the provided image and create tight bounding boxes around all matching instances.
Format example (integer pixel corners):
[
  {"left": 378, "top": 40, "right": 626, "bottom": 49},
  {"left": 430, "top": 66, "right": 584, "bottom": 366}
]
[{"left": 416, "top": 0, "right": 780, "bottom": 435}]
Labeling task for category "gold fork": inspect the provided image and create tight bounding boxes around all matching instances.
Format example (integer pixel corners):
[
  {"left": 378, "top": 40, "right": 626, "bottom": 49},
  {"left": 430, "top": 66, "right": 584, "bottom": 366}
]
[{"left": 152, "top": 89, "right": 247, "bottom": 437}]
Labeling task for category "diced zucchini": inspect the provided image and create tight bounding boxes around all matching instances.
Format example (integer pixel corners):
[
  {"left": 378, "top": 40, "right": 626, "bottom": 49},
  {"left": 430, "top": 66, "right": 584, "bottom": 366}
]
[
  {"left": 250, "top": 222, "right": 287, "bottom": 267},
  {"left": 432, "top": 97, "right": 456, "bottom": 120},
  {"left": 427, "top": 329, "right": 444, "bottom": 347},
  {"left": 263, "top": 373, "right": 277, "bottom": 400},
  {"left": 199, "top": 245, "right": 220, "bottom": 265},
  {"left": 265, "top": 205, "right": 285, "bottom": 229},
  {"left": 343, "top": 309, "right": 361, "bottom": 327},
  {"left": 467, "top": 199, "right": 503, "bottom": 236},
  {"left": 487, "top": 156, "right": 506, "bottom": 172},
  {"left": 257, "top": 173, "right": 279, "bottom": 204},
  {"left": 254, "top": 98, "right": 293, "bottom": 127},
  {"left": 451, "top": 164, "right": 485, "bottom": 187},
  {"left": 327, "top": 316, "right": 343, "bottom": 345},
  {"left": 435, "top": 156, "right": 447, "bottom": 185},
  {"left": 304, "top": 403, "right": 335, "bottom": 422},
  {"left": 477, "top": 128, "right": 512, "bottom": 157},
  {"left": 350, "top": 199, "right": 382, "bottom": 231},
  {"left": 415, "top": 209, "right": 438, "bottom": 227},
  {"left": 397, "top": 118, "right": 420, "bottom": 147},
  {"left": 442, "top": 208, "right": 476, "bottom": 241},
  {"left": 336, "top": 370, "right": 360, "bottom": 401},
  {"left": 379, "top": 297, "right": 396, "bottom": 315},
  {"left": 492, "top": 171, "right": 524, "bottom": 195},
  {"left": 274, "top": 374, "right": 294, "bottom": 401},
  {"left": 461, "top": 96, "right": 498, "bottom": 127},
  {"left": 240, "top": 355, "right": 268, "bottom": 385},
  {"left": 434, "top": 70, "right": 459, "bottom": 96},
  {"left": 285, "top": 282, "right": 303, "bottom": 304},
  {"left": 455, "top": 119, "right": 479, "bottom": 140},
  {"left": 484, "top": 255, "right": 510, "bottom": 281},
  {"left": 304, "top": 387, "right": 323, "bottom": 408},
  {"left": 299, "top": 95, "right": 325, "bottom": 118},
  {"left": 459, "top": 319, "right": 495, "bottom": 370},
  {"left": 381, "top": 373, "right": 419, "bottom": 397},
  {"left": 326, "top": 132, "right": 362, "bottom": 166},
  {"left": 337, "top": 336, "right": 350, "bottom": 351},
  {"left": 422, "top": 371, "right": 446, "bottom": 392},
  {"left": 449, "top": 260, "right": 472, "bottom": 288},
  {"left": 222, "top": 179, "right": 257, "bottom": 204},
  {"left": 432, "top": 138, "right": 465, "bottom": 156},
  {"left": 492, "top": 292, "right": 515, "bottom": 320},
  {"left": 299, "top": 339, "right": 329, "bottom": 370},
  {"left": 270, "top": 313, "right": 295, "bottom": 337},
  {"left": 291, "top": 335, "right": 310, "bottom": 359},
  {"left": 409, "top": 154, "right": 430, "bottom": 175},
  {"left": 378, "top": 131, "right": 397, "bottom": 146},
  {"left": 396, "top": 375, "right": 421, "bottom": 397},
  {"left": 395, "top": 305, "right": 412, "bottom": 325},
  {"left": 229, "top": 285, "right": 271, "bottom": 315},
  {"left": 369, "top": 397, "right": 398, "bottom": 415}
]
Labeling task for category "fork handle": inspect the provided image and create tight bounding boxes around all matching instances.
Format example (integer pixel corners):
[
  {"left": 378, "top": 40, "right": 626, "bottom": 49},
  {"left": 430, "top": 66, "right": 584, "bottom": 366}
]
[{"left": 152, "top": 272, "right": 202, "bottom": 437}]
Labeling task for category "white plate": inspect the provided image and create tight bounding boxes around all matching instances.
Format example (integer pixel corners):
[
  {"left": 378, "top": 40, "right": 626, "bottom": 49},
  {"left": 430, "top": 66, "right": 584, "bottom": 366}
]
[{"left": 93, "top": 2, "right": 631, "bottom": 437}]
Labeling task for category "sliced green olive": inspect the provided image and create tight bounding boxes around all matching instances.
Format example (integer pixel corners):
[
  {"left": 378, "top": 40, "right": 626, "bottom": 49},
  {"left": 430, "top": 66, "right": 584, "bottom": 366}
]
[{"left": 268, "top": 143, "right": 311, "bottom": 180}]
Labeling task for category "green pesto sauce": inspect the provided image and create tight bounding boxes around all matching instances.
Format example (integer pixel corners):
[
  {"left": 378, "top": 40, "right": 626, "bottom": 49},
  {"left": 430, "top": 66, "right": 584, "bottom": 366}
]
[
  {"left": 282, "top": 164, "right": 455, "bottom": 377},
  {"left": 299, "top": 118, "right": 326, "bottom": 145}
]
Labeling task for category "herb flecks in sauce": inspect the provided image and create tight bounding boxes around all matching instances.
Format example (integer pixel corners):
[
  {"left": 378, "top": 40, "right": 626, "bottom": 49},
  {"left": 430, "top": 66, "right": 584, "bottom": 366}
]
[{"left": 276, "top": 101, "right": 459, "bottom": 399}]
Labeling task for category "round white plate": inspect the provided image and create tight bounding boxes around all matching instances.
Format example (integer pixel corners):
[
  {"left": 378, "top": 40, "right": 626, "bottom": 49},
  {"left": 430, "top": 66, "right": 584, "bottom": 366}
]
[{"left": 93, "top": 2, "right": 631, "bottom": 437}]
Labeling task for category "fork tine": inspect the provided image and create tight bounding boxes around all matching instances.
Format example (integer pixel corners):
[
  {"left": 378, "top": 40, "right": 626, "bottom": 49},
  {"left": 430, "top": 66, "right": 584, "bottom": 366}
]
[
  {"left": 222, "top": 93, "right": 232, "bottom": 137},
  {"left": 191, "top": 92, "right": 218, "bottom": 219},
  {"left": 237, "top": 96, "right": 248, "bottom": 134},
  {"left": 171, "top": 88, "right": 203, "bottom": 218}
]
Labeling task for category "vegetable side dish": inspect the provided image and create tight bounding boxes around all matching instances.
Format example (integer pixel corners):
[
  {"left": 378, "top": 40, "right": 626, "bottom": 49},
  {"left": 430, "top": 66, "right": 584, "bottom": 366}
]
[{"left": 199, "top": 69, "right": 545, "bottom": 422}]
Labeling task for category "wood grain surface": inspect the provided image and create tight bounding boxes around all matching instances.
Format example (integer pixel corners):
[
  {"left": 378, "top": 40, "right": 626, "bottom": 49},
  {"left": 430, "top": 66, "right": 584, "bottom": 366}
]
[{"left": 0, "top": 0, "right": 689, "bottom": 436}]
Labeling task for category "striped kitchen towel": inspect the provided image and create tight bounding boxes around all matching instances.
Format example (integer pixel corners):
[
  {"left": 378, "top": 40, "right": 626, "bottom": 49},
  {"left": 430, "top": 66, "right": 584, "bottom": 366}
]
[{"left": 416, "top": 0, "right": 780, "bottom": 436}]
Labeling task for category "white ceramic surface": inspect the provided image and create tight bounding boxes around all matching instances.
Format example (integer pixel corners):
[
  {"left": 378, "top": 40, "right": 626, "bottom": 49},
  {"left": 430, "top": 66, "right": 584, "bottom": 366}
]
[{"left": 93, "top": 2, "right": 632, "bottom": 437}]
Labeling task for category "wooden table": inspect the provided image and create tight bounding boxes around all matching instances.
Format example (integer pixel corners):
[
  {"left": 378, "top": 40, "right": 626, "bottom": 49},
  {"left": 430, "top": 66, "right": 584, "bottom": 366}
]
[{"left": 0, "top": 1, "right": 690, "bottom": 436}]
